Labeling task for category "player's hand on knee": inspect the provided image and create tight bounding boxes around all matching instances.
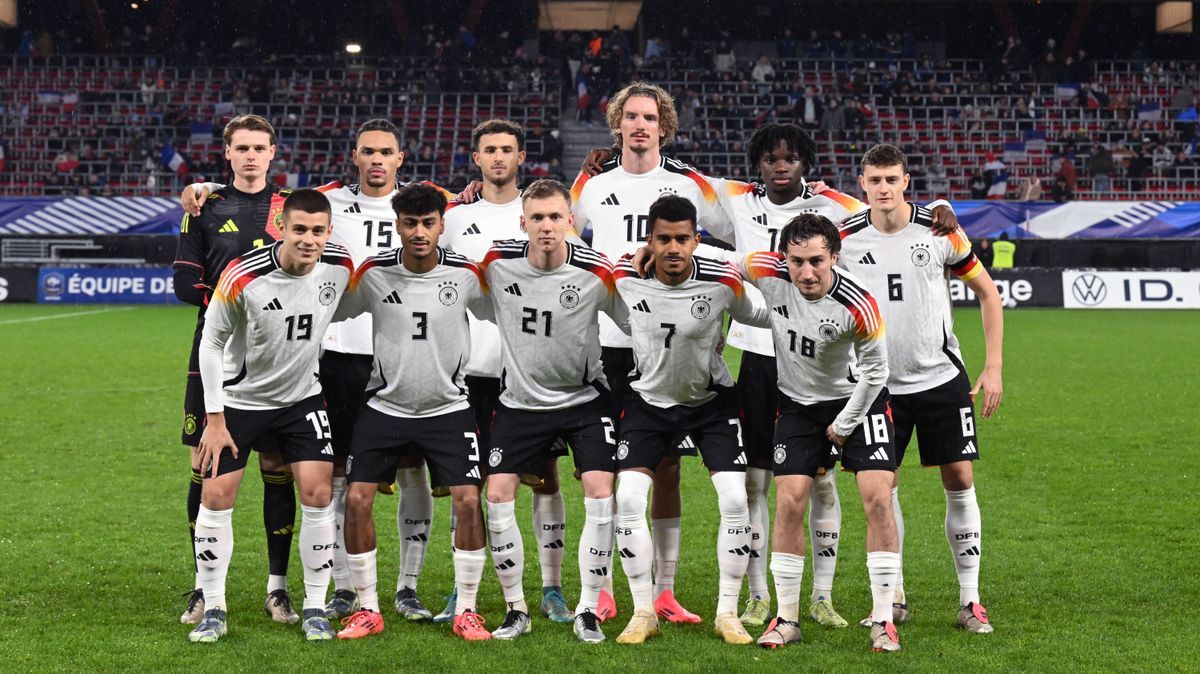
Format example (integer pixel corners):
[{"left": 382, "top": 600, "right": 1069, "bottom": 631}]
[
  {"left": 198, "top": 418, "right": 237, "bottom": 476},
  {"left": 181, "top": 184, "right": 209, "bottom": 217},
  {"left": 930, "top": 204, "right": 960, "bottom": 236},
  {"left": 971, "top": 366, "right": 1003, "bottom": 418}
]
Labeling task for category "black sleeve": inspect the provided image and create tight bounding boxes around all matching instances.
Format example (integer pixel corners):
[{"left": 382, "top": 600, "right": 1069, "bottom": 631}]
[{"left": 173, "top": 213, "right": 209, "bottom": 306}]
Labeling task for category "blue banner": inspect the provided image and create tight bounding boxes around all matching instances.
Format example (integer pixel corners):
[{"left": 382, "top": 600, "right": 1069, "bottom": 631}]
[{"left": 38, "top": 267, "right": 182, "bottom": 304}]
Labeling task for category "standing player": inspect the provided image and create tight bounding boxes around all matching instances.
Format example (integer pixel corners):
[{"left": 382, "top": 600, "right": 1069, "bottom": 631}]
[
  {"left": 572, "top": 82, "right": 737, "bottom": 624},
  {"left": 183, "top": 120, "right": 457, "bottom": 622},
  {"left": 331, "top": 184, "right": 494, "bottom": 643},
  {"left": 741, "top": 214, "right": 902, "bottom": 653},
  {"left": 173, "top": 114, "right": 299, "bottom": 626},
  {"left": 478, "top": 179, "right": 623, "bottom": 643},
  {"left": 610, "top": 195, "right": 769, "bottom": 646},
  {"left": 437, "top": 120, "right": 574, "bottom": 624},
  {"left": 838, "top": 144, "right": 1002, "bottom": 633},
  {"left": 188, "top": 189, "right": 353, "bottom": 643}
]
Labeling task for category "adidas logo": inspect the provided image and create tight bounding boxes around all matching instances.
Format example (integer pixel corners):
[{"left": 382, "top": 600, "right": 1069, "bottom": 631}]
[
  {"left": 960, "top": 545, "right": 980, "bottom": 557},
  {"left": 589, "top": 567, "right": 609, "bottom": 577},
  {"left": 271, "top": 525, "right": 294, "bottom": 536},
  {"left": 601, "top": 193, "right": 620, "bottom": 206},
  {"left": 749, "top": 550, "right": 760, "bottom": 558},
  {"left": 383, "top": 290, "right": 403, "bottom": 304},
  {"left": 196, "top": 549, "right": 217, "bottom": 562},
  {"left": 343, "top": 203, "right": 362, "bottom": 214},
  {"left": 859, "top": 252, "right": 877, "bottom": 264},
  {"left": 752, "top": 213, "right": 768, "bottom": 226},
  {"left": 962, "top": 441, "right": 978, "bottom": 455},
  {"left": 676, "top": 436, "right": 695, "bottom": 450},
  {"left": 495, "top": 559, "right": 517, "bottom": 570},
  {"left": 466, "top": 466, "right": 481, "bottom": 479},
  {"left": 869, "top": 448, "right": 890, "bottom": 461},
  {"left": 262, "top": 298, "right": 283, "bottom": 311},
  {"left": 462, "top": 223, "right": 481, "bottom": 235},
  {"left": 543, "top": 539, "right": 565, "bottom": 550},
  {"left": 405, "top": 533, "right": 428, "bottom": 542},
  {"left": 633, "top": 299, "right": 651, "bottom": 313},
  {"left": 218, "top": 219, "right": 239, "bottom": 233},
  {"left": 733, "top": 452, "right": 748, "bottom": 465},
  {"left": 504, "top": 283, "right": 523, "bottom": 296},
  {"left": 773, "top": 305, "right": 790, "bottom": 318},
  {"left": 618, "top": 548, "right": 636, "bottom": 559},
  {"left": 321, "top": 443, "right": 333, "bottom": 455},
  {"left": 817, "top": 547, "right": 837, "bottom": 558},
  {"left": 318, "top": 559, "right": 334, "bottom": 571},
  {"left": 727, "top": 545, "right": 751, "bottom": 556}
]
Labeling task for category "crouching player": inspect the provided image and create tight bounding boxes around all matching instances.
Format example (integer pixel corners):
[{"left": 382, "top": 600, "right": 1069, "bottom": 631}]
[
  {"left": 189, "top": 189, "right": 354, "bottom": 643},
  {"left": 741, "top": 214, "right": 903, "bottom": 653},
  {"left": 333, "top": 184, "right": 495, "bottom": 642}
]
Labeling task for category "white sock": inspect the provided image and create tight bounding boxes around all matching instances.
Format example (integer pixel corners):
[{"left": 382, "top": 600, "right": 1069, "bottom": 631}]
[
  {"left": 809, "top": 469, "right": 842, "bottom": 603},
  {"left": 195, "top": 505, "right": 233, "bottom": 611},
  {"left": 347, "top": 550, "right": 379, "bottom": 613},
  {"left": 651, "top": 516, "right": 681, "bottom": 596},
  {"left": 712, "top": 471, "right": 752, "bottom": 616},
  {"left": 453, "top": 548, "right": 486, "bottom": 615},
  {"left": 532, "top": 490, "right": 566, "bottom": 589},
  {"left": 945, "top": 486, "right": 982, "bottom": 606},
  {"left": 615, "top": 472, "right": 655, "bottom": 612},
  {"left": 745, "top": 466, "right": 771, "bottom": 602},
  {"left": 267, "top": 574, "right": 287, "bottom": 594},
  {"left": 486, "top": 499, "right": 527, "bottom": 613},
  {"left": 867, "top": 551, "right": 902, "bottom": 624},
  {"left": 892, "top": 486, "right": 906, "bottom": 602},
  {"left": 577, "top": 496, "right": 614, "bottom": 615},
  {"left": 770, "top": 552, "right": 805, "bottom": 623},
  {"left": 396, "top": 466, "right": 433, "bottom": 592},
  {"left": 299, "top": 503, "right": 336, "bottom": 611},
  {"left": 330, "top": 476, "right": 351, "bottom": 592}
]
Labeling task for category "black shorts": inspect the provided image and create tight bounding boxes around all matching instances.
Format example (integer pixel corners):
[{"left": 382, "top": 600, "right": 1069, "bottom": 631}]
[
  {"left": 488, "top": 395, "right": 618, "bottom": 477},
  {"left": 736, "top": 351, "right": 780, "bottom": 470},
  {"left": 204, "top": 395, "right": 333, "bottom": 478},
  {"left": 467, "top": 375, "right": 500, "bottom": 451},
  {"left": 771, "top": 390, "right": 896, "bottom": 477},
  {"left": 601, "top": 347, "right": 634, "bottom": 420},
  {"left": 891, "top": 371, "right": 979, "bottom": 467},
  {"left": 184, "top": 371, "right": 279, "bottom": 455},
  {"left": 617, "top": 388, "right": 746, "bottom": 473},
  {"left": 348, "top": 406, "right": 482, "bottom": 488},
  {"left": 318, "top": 350, "right": 374, "bottom": 457}
]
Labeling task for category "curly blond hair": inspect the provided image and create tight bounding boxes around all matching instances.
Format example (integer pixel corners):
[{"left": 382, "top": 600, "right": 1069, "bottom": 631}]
[{"left": 606, "top": 81, "right": 678, "bottom": 148}]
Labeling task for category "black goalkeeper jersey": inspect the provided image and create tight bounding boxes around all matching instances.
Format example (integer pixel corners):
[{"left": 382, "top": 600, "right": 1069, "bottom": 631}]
[{"left": 173, "top": 184, "right": 284, "bottom": 318}]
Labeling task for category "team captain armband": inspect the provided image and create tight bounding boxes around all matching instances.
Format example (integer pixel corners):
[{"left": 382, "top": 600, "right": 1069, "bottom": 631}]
[{"left": 945, "top": 229, "right": 984, "bottom": 282}]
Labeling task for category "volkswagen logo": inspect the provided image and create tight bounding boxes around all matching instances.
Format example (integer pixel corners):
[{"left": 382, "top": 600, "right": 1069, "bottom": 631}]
[{"left": 1071, "top": 274, "right": 1107, "bottom": 306}]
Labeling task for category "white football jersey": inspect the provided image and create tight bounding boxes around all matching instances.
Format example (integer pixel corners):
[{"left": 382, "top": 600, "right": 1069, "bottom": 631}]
[
  {"left": 715, "top": 180, "right": 867, "bottom": 356},
  {"left": 743, "top": 253, "right": 889, "bottom": 437},
  {"left": 441, "top": 195, "right": 527, "bottom": 378},
  {"left": 482, "top": 240, "right": 624, "bottom": 411},
  {"left": 337, "top": 247, "right": 492, "bottom": 419},
  {"left": 200, "top": 241, "right": 354, "bottom": 412},
  {"left": 614, "top": 254, "right": 768, "bottom": 409},
  {"left": 571, "top": 156, "right": 734, "bottom": 349},
  {"left": 314, "top": 182, "right": 409, "bottom": 356},
  {"left": 837, "top": 204, "right": 984, "bottom": 395}
]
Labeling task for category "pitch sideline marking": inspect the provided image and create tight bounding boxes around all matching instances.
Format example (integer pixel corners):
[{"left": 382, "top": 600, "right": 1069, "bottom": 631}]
[{"left": 0, "top": 307, "right": 137, "bottom": 325}]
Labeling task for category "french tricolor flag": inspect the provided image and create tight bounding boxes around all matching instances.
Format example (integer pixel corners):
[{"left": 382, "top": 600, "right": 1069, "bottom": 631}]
[{"left": 160, "top": 144, "right": 189, "bottom": 177}]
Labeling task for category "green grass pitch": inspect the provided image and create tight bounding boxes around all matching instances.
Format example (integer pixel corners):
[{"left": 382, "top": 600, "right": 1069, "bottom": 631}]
[{"left": 0, "top": 304, "right": 1195, "bottom": 671}]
